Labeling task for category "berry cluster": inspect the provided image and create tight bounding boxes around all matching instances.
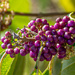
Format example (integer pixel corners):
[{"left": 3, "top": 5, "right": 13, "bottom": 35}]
[
  {"left": 1, "top": 16, "right": 75, "bottom": 61},
  {"left": 0, "top": 0, "right": 14, "bottom": 31}
]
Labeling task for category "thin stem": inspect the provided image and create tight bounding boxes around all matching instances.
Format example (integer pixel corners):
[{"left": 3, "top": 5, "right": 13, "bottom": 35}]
[
  {"left": 1, "top": 11, "right": 75, "bottom": 17},
  {"left": 69, "top": 12, "right": 75, "bottom": 21},
  {"left": 35, "top": 46, "right": 43, "bottom": 75},
  {"left": 0, "top": 52, "right": 7, "bottom": 64},
  {"left": 0, "top": 52, "right": 7, "bottom": 75}
]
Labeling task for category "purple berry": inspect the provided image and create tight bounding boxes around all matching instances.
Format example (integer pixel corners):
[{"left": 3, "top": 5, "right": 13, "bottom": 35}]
[
  {"left": 50, "top": 25, "right": 55, "bottom": 30},
  {"left": 35, "top": 35, "right": 40, "bottom": 40},
  {"left": 5, "top": 49, "right": 9, "bottom": 54},
  {"left": 31, "top": 46, "right": 37, "bottom": 53},
  {"left": 43, "top": 47, "right": 48, "bottom": 53},
  {"left": 54, "top": 23, "right": 60, "bottom": 29},
  {"left": 31, "top": 25, "right": 36, "bottom": 31},
  {"left": 10, "top": 53, "right": 15, "bottom": 58},
  {"left": 47, "top": 35, "right": 53, "bottom": 42},
  {"left": 58, "top": 36, "right": 65, "bottom": 44},
  {"left": 34, "top": 40, "right": 40, "bottom": 47},
  {"left": 58, "top": 47, "right": 66, "bottom": 55},
  {"left": 58, "top": 54, "right": 66, "bottom": 59},
  {"left": 20, "top": 49, "right": 26, "bottom": 56},
  {"left": 38, "top": 30, "right": 44, "bottom": 35},
  {"left": 62, "top": 16, "right": 70, "bottom": 23},
  {"left": 36, "top": 18, "right": 42, "bottom": 22},
  {"left": 1, "top": 43, "right": 6, "bottom": 49},
  {"left": 7, "top": 44, "right": 12, "bottom": 48},
  {"left": 57, "top": 29, "right": 64, "bottom": 36},
  {"left": 56, "top": 43, "right": 61, "bottom": 48},
  {"left": 59, "top": 21, "right": 66, "bottom": 28},
  {"left": 5, "top": 31, "right": 11, "bottom": 36},
  {"left": 69, "top": 27, "right": 75, "bottom": 34},
  {"left": 14, "top": 48, "right": 20, "bottom": 54},
  {"left": 67, "top": 39, "right": 74, "bottom": 45},
  {"left": 46, "top": 41, "right": 51, "bottom": 47},
  {"left": 49, "top": 47, "right": 57, "bottom": 55},
  {"left": 45, "top": 30, "right": 51, "bottom": 36},
  {"left": 52, "top": 30, "right": 57, "bottom": 35},
  {"left": 63, "top": 27, "right": 69, "bottom": 32},
  {"left": 4, "top": 39, "right": 9, "bottom": 44},
  {"left": 1, "top": 36, "right": 5, "bottom": 42},
  {"left": 68, "top": 20, "right": 75, "bottom": 27},
  {"left": 64, "top": 32, "right": 71, "bottom": 39},
  {"left": 33, "top": 58, "right": 37, "bottom": 61},
  {"left": 41, "top": 35, "right": 47, "bottom": 41},
  {"left": 42, "top": 19, "right": 47, "bottom": 24},
  {"left": 29, "top": 41, "right": 34, "bottom": 47},
  {"left": 53, "top": 35, "right": 58, "bottom": 43},
  {"left": 24, "top": 44, "right": 29, "bottom": 50},
  {"left": 46, "top": 55, "right": 52, "bottom": 61},
  {"left": 8, "top": 48, "right": 14, "bottom": 54},
  {"left": 44, "top": 53, "right": 50, "bottom": 58},
  {"left": 56, "top": 17, "right": 62, "bottom": 23},
  {"left": 30, "top": 51, "right": 36, "bottom": 58},
  {"left": 42, "top": 25, "right": 49, "bottom": 31}
]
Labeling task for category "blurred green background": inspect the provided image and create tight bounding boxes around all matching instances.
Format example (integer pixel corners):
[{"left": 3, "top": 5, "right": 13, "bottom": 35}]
[{"left": 0, "top": 0, "right": 75, "bottom": 75}]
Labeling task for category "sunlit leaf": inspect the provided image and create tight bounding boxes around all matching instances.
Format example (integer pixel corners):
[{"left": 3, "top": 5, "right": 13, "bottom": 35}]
[
  {"left": 6, "top": 55, "right": 18, "bottom": 75},
  {"left": 1, "top": 55, "right": 14, "bottom": 75}
]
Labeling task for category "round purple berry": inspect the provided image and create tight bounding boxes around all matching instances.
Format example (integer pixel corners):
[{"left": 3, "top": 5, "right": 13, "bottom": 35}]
[
  {"left": 1, "top": 43, "right": 6, "bottom": 49},
  {"left": 62, "top": 16, "right": 70, "bottom": 23},
  {"left": 20, "top": 49, "right": 26, "bottom": 56},
  {"left": 7, "top": 44, "right": 12, "bottom": 48},
  {"left": 4, "top": 39, "right": 9, "bottom": 44},
  {"left": 56, "top": 17, "right": 62, "bottom": 23},
  {"left": 1, "top": 36, "right": 5, "bottom": 42},
  {"left": 35, "top": 35, "right": 40, "bottom": 40},
  {"left": 8, "top": 48, "right": 14, "bottom": 54},
  {"left": 14, "top": 48, "right": 20, "bottom": 54},
  {"left": 68, "top": 20, "right": 75, "bottom": 27},
  {"left": 42, "top": 25, "right": 49, "bottom": 31},
  {"left": 34, "top": 40, "right": 40, "bottom": 47},
  {"left": 30, "top": 51, "right": 36, "bottom": 58},
  {"left": 49, "top": 47, "right": 57, "bottom": 55}
]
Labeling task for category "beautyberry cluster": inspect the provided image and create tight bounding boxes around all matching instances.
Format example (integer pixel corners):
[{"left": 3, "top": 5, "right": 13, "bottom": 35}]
[
  {"left": 0, "top": 0, "right": 14, "bottom": 31},
  {"left": 1, "top": 16, "right": 75, "bottom": 61}
]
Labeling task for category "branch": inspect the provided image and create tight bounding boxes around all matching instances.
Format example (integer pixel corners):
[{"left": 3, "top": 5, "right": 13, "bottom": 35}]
[{"left": 0, "top": 11, "right": 75, "bottom": 17}]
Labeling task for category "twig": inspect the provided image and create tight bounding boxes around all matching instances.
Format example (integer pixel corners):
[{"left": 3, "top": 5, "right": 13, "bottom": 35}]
[{"left": 0, "top": 11, "right": 75, "bottom": 17}]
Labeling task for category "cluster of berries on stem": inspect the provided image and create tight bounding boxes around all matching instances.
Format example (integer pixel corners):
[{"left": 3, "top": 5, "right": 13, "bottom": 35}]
[{"left": 1, "top": 16, "right": 75, "bottom": 61}]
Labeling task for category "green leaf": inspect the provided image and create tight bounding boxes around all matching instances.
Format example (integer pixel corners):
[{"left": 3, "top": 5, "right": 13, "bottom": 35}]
[
  {"left": 43, "top": 68, "right": 49, "bottom": 75},
  {"left": 61, "top": 56, "right": 75, "bottom": 75},
  {"left": 52, "top": 55, "right": 62, "bottom": 75},
  {"left": 1, "top": 54, "right": 14, "bottom": 75},
  {"left": 12, "top": 54, "right": 25, "bottom": 75},
  {"left": 0, "top": 41, "right": 5, "bottom": 53},
  {"left": 6, "top": 55, "right": 18, "bottom": 75},
  {"left": 0, "top": 51, "right": 5, "bottom": 59}
]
